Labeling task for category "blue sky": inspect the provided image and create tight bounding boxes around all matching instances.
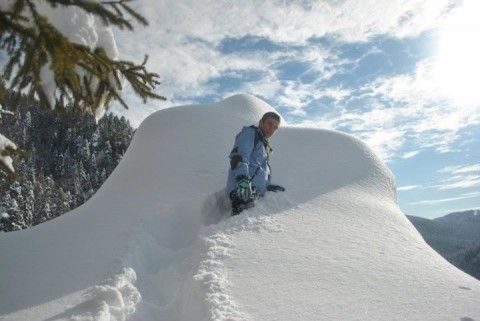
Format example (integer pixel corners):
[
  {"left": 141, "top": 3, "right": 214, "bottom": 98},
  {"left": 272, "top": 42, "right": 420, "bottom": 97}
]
[{"left": 86, "top": 1, "right": 479, "bottom": 218}]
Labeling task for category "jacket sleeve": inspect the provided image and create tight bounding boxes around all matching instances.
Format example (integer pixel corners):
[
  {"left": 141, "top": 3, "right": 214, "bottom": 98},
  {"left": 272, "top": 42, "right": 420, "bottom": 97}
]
[{"left": 229, "top": 127, "right": 255, "bottom": 181}]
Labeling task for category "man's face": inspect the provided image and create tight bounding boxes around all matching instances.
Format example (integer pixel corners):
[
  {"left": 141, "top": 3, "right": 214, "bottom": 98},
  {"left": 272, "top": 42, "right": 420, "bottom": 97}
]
[{"left": 259, "top": 117, "right": 280, "bottom": 138}]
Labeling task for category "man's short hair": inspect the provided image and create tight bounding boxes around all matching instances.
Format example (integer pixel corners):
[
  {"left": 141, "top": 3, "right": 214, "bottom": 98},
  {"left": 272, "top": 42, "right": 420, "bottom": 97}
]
[{"left": 260, "top": 111, "right": 281, "bottom": 123}]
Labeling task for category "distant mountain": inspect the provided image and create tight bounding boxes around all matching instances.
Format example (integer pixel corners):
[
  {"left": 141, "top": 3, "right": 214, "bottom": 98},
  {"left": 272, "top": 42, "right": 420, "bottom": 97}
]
[
  {"left": 436, "top": 209, "right": 480, "bottom": 225},
  {"left": 407, "top": 209, "right": 480, "bottom": 280}
]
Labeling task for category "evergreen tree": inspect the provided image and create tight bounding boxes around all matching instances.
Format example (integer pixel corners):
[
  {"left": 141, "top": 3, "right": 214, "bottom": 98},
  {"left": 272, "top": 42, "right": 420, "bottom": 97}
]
[
  {"left": 0, "top": 0, "right": 165, "bottom": 176},
  {"left": 17, "top": 158, "right": 35, "bottom": 226},
  {"left": 0, "top": 97, "right": 134, "bottom": 232},
  {"left": 0, "top": 192, "right": 25, "bottom": 231},
  {"left": 454, "top": 243, "right": 480, "bottom": 280}
]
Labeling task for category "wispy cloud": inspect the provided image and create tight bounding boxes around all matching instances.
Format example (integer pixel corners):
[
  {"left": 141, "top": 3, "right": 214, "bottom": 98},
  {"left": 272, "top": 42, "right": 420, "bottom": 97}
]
[
  {"left": 431, "top": 175, "right": 480, "bottom": 190},
  {"left": 408, "top": 191, "right": 480, "bottom": 205},
  {"left": 426, "top": 163, "right": 480, "bottom": 191},
  {"left": 122, "top": 1, "right": 453, "bottom": 45},
  {"left": 398, "top": 185, "right": 420, "bottom": 191},
  {"left": 438, "top": 164, "right": 480, "bottom": 174},
  {"left": 276, "top": 82, "right": 351, "bottom": 116},
  {"left": 360, "top": 58, "right": 480, "bottom": 141},
  {"left": 297, "top": 56, "right": 480, "bottom": 160},
  {"left": 109, "top": 0, "right": 456, "bottom": 129},
  {"left": 401, "top": 151, "right": 421, "bottom": 159}
]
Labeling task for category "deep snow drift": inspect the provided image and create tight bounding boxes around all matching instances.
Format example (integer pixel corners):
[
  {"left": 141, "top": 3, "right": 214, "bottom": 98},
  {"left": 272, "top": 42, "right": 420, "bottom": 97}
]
[{"left": 1, "top": 94, "right": 479, "bottom": 321}]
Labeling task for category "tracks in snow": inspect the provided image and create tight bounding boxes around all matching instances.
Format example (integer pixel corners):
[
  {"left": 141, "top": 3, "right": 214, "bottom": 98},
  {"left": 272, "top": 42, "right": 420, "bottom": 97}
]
[{"left": 126, "top": 191, "right": 294, "bottom": 321}]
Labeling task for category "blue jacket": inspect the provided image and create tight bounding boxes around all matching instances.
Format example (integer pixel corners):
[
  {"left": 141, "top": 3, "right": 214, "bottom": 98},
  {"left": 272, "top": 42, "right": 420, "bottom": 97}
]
[{"left": 227, "top": 126, "right": 271, "bottom": 195}]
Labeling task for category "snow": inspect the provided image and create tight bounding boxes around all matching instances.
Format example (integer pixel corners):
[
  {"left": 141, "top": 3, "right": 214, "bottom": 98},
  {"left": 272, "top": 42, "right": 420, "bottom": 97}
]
[
  {"left": 0, "top": 134, "right": 17, "bottom": 174},
  {"left": 0, "top": 104, "right": 14, "bottom": 118},
  {"left": 1, "top": 94, "right": 479, "bottom": 321},
  {"left": 0, "top": 104, "right": 17, "bottom": 173}
]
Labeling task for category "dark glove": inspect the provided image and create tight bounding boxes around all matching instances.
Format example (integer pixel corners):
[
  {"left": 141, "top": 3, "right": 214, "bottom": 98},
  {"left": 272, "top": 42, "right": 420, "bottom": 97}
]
[
  {"left": 236, "top": 178, "right": 253, "bottom": 201},
  {"left": 267, "top": 184, "right": 285, "bottom": 192}
]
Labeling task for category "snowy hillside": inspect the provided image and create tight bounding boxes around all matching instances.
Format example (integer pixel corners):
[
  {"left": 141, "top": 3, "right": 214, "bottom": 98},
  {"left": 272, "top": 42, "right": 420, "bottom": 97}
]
[{"left": 1, "top": 94, "right": 479, "bottom": 321}]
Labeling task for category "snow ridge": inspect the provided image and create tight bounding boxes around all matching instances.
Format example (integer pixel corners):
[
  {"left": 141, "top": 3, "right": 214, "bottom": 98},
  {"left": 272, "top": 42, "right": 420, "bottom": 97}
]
[
  {"left": 194, "top": 230, "right": 246, "bottom": 321},
  {"left": 67, "top": 268, "right": 141, "bottom": 321},
  {"left": 194, "top": 193, "right": 293, "bottom": 321}
]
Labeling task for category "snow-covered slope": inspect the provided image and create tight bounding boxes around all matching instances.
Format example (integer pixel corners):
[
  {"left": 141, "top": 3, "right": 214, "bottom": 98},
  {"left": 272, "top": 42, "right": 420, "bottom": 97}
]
[{"left": 1, "top": 94, "right": 479, "bottom": 321}]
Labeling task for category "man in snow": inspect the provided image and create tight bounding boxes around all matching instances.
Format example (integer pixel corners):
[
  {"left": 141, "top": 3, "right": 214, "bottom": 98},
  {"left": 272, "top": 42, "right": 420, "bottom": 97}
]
[{"left": 227, "top": 112, "right": 285, "bottom": 215}]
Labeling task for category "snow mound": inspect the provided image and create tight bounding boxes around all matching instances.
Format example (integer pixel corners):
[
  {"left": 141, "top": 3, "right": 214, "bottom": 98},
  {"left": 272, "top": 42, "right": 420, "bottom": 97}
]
[
  {"left": 62, "top": 268, "right": 140, "bottom": 321},
  {"left": 1, "top": 94, "right": 479, "bottom": 321}
]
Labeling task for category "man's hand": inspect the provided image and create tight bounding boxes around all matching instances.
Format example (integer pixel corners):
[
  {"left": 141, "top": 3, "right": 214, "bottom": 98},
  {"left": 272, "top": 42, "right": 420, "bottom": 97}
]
[
  {"left": 236, "top": 178, "right": 253, "bottom": 201},
  {"left": 267, "top": 184, "right": 285, "bottom": 192}
]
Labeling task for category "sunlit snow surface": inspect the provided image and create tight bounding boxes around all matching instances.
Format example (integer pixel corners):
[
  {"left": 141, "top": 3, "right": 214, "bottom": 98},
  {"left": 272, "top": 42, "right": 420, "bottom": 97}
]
[{"left": 1, "top": 95, "right": 479, "bottom": 321}]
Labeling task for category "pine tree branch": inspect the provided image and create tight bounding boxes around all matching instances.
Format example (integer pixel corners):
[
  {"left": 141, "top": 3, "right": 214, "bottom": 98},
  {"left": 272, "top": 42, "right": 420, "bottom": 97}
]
[
  {"left": 0, "top": 0, "right": 165, "bottom": 178},
  {"left": 1, "top": 0, "right": 165, "bottom": 111}
]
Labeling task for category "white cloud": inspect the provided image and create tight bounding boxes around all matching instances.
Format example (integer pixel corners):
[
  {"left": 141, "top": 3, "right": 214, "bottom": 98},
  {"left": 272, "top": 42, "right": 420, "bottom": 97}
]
[
  {"left": 276, "top": 82, "right": 350, "bottom": 116},
  {"left": 398, "top": 185, "right": 420, "bottom": 191},
  {"left": 401, "top": 151, "right": 421, "bottom": 159},
  {"left": 229, "top": 72, "right": 283, "bottom": 101},
  {"left": 290, "top": 119, "right": 335, "bottom": 130},
  {"left": 434, "top": 0, "right": 480, "bottom": 107},
  {"left": 108, "top": 0, "right": 455, "bottom": 125},
  {"left": 363, "top": 128, "right": 407, "bottom": 161},
  {"left": 408, "top": 191, "right": 480, "bottom": 205},
  {"left": 366, "top": 58, "right": 480, "bottom": 132},
  {"left": 290, "top": 105, "right": 411, "bottom": 161},
  {"left": 436, "top": 177, "right": 480, "bottom": 190},
  {"left": 424, "top": 168, "right": 480, "bottom": 191},
  {"left": 123, "top": 0, "right": 452, "bottom": 45},
  {"left": 304, "top": 56, "right": 480, "bottom": 160},
  {"left": 438, "top": 164, "right": 480, "bottom": 174}
]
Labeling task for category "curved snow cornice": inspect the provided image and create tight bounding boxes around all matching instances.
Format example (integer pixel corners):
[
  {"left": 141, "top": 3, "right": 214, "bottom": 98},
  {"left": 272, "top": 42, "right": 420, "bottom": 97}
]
[{"left": 0, "top": 94, "right": 479, "bottom": 321}]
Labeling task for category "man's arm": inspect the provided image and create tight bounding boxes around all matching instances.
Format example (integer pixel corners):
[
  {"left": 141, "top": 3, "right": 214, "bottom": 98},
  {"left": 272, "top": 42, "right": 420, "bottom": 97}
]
[{"left": 230, "top": 127, "right": 255, "bottom": 181}]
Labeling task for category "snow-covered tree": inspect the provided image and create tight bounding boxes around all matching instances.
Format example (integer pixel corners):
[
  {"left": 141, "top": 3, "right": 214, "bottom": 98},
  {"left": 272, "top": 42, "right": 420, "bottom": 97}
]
[
  {"left": 0, "top": 0, "right": 165, "bottom": 177},
  {"left": 454, "top": 243, "right": 480, "bottom": 280},
  {"left": 0, "top": 192, "right": 25, "bottom": 231},
  {"left": 0, "top": 99, "right": 134, "bottom": 231}
]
